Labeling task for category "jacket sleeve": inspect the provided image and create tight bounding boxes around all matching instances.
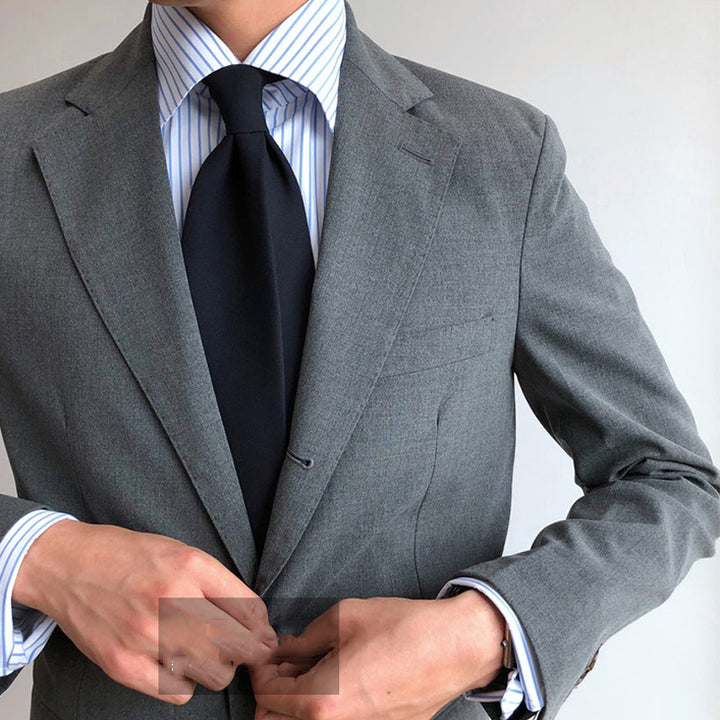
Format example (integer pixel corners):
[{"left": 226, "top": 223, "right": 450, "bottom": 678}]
[{"left": 452, "top": 112, "right": 720, "bottom": 720}]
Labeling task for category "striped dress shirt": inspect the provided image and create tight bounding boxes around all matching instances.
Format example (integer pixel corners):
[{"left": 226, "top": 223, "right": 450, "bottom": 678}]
[{"left": 0, "top": 1, "right": 543, "bottom": 717}]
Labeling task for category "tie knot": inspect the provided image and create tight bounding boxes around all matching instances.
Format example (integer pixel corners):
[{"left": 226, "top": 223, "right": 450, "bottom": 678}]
[{"left": 202, "top": 64, "right": 285, "bottom": 135}]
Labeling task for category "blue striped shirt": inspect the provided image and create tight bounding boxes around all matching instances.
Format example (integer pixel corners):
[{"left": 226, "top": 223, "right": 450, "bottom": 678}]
[
  {"left": 153, "top": 0, "right": 344, "bottom": 256},
  {"left": 0, "top": 1, "right": 543, "bottom": 716}
]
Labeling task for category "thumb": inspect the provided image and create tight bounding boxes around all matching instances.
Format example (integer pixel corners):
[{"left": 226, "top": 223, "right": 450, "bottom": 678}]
[
  {"left": 196, "top": 556, "right": 275, "bottom": 638},
  {"left": 274, "top": 605, "right": 339, "bottom": 663},
  {"left": 254, "top": 703, "right": 295, "bottom": 720}
]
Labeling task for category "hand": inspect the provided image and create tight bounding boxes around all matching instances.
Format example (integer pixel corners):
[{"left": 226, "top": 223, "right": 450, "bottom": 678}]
[
  {"left": 12, "top": 519, "right": 278, "bottom": 705},
  {"left": 249, "top": 590, "right": 506, "bottom": 720}
]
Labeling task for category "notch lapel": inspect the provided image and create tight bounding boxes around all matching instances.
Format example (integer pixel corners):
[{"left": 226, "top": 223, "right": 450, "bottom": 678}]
[
  {"left": 30, "top": 4, "right": 259, "bottom": 583},
  {"left": 255, "top": 3, "right": 462, "bottom": 595}
]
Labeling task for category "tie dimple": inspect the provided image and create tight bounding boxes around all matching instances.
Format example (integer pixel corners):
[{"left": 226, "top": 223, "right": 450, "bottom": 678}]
[{"left": 202, "top": 63, "right": 285, "bottom": 134}]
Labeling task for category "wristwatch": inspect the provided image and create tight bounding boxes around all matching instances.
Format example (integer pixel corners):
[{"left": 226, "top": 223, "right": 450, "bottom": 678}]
[{"left": 501, "top": 619, "right": 513, "bottom": 669}]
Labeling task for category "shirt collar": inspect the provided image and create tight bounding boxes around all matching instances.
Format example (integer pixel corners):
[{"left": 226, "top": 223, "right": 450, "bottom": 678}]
[{"left": 150, "top": 0, "right": 346, "bottom": 132}]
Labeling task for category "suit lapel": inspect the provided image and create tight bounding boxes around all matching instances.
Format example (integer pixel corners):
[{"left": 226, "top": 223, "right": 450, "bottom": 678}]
[
  {"left": 30, "top": 3, "right": 259, "bottom": 584},
  {"left": 255, "top": 3, "right": 462, "bottom": 595}
]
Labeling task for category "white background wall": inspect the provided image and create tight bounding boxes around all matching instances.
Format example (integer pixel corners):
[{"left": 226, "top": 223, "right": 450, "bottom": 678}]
[{"left": 1, "top": 0, "right": 718, "bottom": 718}]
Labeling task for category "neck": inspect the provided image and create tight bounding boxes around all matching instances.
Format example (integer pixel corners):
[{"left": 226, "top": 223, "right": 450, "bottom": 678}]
[{"left": 187, "top": 0, "right": 310, "bottom": 62}]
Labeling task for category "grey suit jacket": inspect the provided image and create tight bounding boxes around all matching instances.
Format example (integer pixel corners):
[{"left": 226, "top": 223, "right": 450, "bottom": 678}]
[{"left": 1, "top": 2, "right": 718, "bottom": 719}]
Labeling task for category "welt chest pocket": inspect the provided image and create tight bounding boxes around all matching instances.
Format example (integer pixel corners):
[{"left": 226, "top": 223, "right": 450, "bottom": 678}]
[{"left": 378, "top": 313, "right": 495, "bottom": 378}]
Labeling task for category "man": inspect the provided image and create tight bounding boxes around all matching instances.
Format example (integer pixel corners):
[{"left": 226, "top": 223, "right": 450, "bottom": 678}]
[{"left": 0, "top": 1, "right": 718, "bottom": 720}]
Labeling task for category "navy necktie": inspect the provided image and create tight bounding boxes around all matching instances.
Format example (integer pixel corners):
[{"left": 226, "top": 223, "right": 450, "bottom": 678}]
[{"left": 180, "top": 63, "right": 315, "bottom": 555}]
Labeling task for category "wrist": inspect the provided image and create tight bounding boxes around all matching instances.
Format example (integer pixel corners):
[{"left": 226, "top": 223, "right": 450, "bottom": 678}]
[
  {"left": 439, "top": 588, "right": 506, "bottom": 693},
  {"left": 12, "top": 518, "right": 85, "bottom": 613}
]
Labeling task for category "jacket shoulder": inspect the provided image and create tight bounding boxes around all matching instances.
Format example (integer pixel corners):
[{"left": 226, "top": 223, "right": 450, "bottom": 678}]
[{"left": 394, "top": 54, "right": 547, "bottom": 150}]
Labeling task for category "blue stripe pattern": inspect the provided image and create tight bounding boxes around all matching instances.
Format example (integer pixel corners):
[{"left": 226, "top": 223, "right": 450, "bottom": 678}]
[
  {"left": 0, "top": 510, "right": 77, "bottom": 673},
  {"left": 152, "top": 0, "right": 346, "bottom": 264},
  {"left": 0, "top": 4, "right": 544, "bottom": 717}
]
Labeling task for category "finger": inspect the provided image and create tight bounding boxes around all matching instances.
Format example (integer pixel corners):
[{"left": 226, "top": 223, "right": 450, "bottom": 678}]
[
  {"left": 256, "top": 707, "right": 298, "bottom": 720},
  {"left": 191, "top": 551, "right": 277, "bottom": 638},
  {"left": 206, "top": 616, "right": 278, "bottom": 667},
  {"left": 210, "top": 596, "right": 279, "bottom": 657},
  {"left": 200, "top": 597, "right": 278, "bottom": 662},
  {"left": 272, "top": 642, "right": 328, "bottom": 667},
  {"left": 122, "top": 654, "right": 196, "bottom": 705},
  {"left": 159, "top": 597, "right": 276, "bottom": 669},
  {"left": 251, "top": 658, "right": 312, "bottom": 686},
  {"left": 170, "top": 652, "right": 237, "bottom": 693},
  {"left": 194, "top": 552, "right": 260, "bottom": 603},
  {"left": 276, "top": 659, "right": 316, "bottom": 676},
  {"left": 252, "top": 672, "right": 304, "bottom": 719},
  {"left": 213, "top": 595, "right": 275, "bottom": 634},
  {"left": 249, "top": 659, "right": 286, "bottom": 688},
  {"left": 252, "top": 648, "right": 339, "bottom": 715},
  {"left": 156, "top": 662, "right": 197, "bottom": 704},
  {"left": 250, "top": 663, "right": 307, "bottom": 718},
  {"left": 255, "top": 704, "right": 298, "bottom": 720},
  {"left": 273, "top": 608, "right": 339, "bottom": 663}
]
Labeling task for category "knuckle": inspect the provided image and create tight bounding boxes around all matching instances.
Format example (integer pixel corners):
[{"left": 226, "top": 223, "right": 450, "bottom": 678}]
[
  {"left": 335, "top": 598, "right": 356, "bottom": 629},
  {"left": 336, "top": 597, "right": 355, "bottom": 612},
  {"left": 205, "top": 664, "right": 235, "bottom": 691},
  {"left": 103, "top": 648, "right": 131, "bottom": 681},
  {"left": 213, "top": 633, "right": 248, "bottom": 662},
  {"left": 132, "top": 614, "right": 158, "bottom": 644},
  {"left": 185, "top": 653, "right": 229, "bottom": 692},
  {"left": 246, "top": 597, "right": 270, "bottom": 625},
  {"left": 167, "top": 691, "right": 194, "bottom": 706},
  {"left": 144, "top": 576, "right": 175, "bottom": 601},
  {"left": 175, "top": 546, "right": 204, "bottom": 574},
  {"left": 201, "top": 675, "right": 224, "bottom": 692}
]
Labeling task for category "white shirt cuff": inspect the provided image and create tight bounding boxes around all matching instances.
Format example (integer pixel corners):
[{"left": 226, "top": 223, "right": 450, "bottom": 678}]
[
  {"left": 0, "top": 509, "right": 79, "bottom": 675},
  {"left": 436, "top": 576, "right": 544, "bottom": 719}
]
